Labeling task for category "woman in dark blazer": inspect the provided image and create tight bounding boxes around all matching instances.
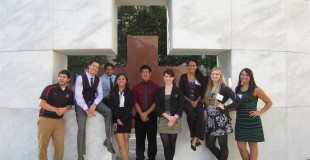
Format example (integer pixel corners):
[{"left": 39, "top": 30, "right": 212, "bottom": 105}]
[
  {"left": 179, "top": 59, "right": 205, "bottom": 151},
  {"left": 109, "top": 73, "right": 134, "bottom": 160},
  {"left": 155, "top": 69, "right": 183, "bottom": 160}
]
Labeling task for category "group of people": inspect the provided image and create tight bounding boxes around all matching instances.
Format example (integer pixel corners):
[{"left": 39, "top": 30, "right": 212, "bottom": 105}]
[{"left": 37, "top": 59, "right": 272, "bottom": 160}]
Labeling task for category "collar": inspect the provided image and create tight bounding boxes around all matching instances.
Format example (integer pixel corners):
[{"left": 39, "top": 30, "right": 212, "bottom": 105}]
[
  {"left": 142, "top": 80, "right": 152, "bottom": 85},
  {"left": 56, "top": 83, "right": 67, "bottom": 91},
  {"left": 86, "top": 72, "right": 95, "bottom": 79},
  {"left": 103, "top": 74, "right": 115, "bottom": 79}
]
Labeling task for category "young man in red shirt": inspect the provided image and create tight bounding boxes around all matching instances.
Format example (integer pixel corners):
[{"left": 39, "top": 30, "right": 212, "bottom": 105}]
[{"left": 133, "top": 65, "right": 159, "bottom": 160}]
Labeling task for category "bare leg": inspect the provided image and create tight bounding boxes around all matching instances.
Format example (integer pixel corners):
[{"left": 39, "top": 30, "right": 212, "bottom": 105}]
[
  {"left": 192, "top": 137, "right": 198, "bottom": 147},
  {"left": 249, "top": 142, "right": 258, "bottom": 160},
  {"left": 123, "top": 133, "right": 130, "bottom": 157},
  {"left": 237, "top": 141, "right": 249, "bottom": 160},
  {"left": 115, "top": 133, "right": 128, "bottom": 160}
]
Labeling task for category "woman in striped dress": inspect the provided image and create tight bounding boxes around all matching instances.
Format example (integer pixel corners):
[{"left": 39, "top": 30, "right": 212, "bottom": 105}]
[{"left": 235, "top": 68, "right": 272, "bottom": 160}]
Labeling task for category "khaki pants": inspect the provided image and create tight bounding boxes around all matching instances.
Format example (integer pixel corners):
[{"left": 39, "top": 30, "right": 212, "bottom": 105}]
[{"left": 37, "top": 117, "right": 64, "bottom": 160}]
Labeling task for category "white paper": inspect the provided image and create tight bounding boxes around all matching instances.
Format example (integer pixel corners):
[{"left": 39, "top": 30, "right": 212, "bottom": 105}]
[{"left": 216, "top": 94, "right": 224, "bottom": 101}]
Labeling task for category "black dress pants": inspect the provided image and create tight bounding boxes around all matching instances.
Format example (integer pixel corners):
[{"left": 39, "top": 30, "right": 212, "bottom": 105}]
[
  {"left": 184, "top": 102, "right": 204, "bottom": 140},
  {"left": 135, "top": 112, "right": 157, "bottom": 160}
]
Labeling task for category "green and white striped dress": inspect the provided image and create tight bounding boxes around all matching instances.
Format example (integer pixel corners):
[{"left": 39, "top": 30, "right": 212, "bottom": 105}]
[{"left": 235, "top": 90, "right": 264, "bottom": 142}]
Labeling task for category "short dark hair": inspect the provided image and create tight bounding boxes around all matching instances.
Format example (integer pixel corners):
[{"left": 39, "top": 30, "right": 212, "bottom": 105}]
[
  {"left": 104, "top": 62, "right": 114, "bottom": 70},
  {"left": 163, "top": 69, "right": 174, "bottom": 77},
  {"left": 89, "top": 60, "right": 101, "bottom": 66},
  {"left": 58, "top": 70, "right": 71, "bottom": 79},
  {"left": 140, "top": 65, "right": 152, "bottom": 72}
]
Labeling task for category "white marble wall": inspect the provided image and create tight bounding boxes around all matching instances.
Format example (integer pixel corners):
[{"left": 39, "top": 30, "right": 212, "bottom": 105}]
[
  {"left": 0, "top": 108, "right": 111, "bottom": 160},
  {"left": 0, "top": 51, "right": 53, "bottom": 109},
  {"left": 287, "top": 52, "right": 310, "bottom": 159},
  {"left": 0, "top": 0, "right": 53, "bottom": 52},
  {"left": 167, "top": 0, "right": 231, "bottom": 55},
  {"left": 232, "top": 0, "right": 286, "bottom": 51},
  {"left": 53, "top": 0, "right": 117, "bottom": 54},
  {"left": 230, "top": 50, "right": 287, "bottom": 108},
  {"left": 218, "top": 51, "right": 232, "bottom": 84},
  {"left": 287, "top": 0, "right": 310, "bottom": 53},
  {"left": 53, "top": 51, "right": 68, "bottom": 84}
]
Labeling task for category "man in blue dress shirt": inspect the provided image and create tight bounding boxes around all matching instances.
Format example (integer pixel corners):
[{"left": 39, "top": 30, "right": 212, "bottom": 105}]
[{"left": 100, "top": 62, "right": 116, "bottom": 107}]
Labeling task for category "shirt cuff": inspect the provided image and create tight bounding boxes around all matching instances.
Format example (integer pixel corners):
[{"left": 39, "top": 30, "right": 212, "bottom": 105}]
[{"left": 82, "top": 105, "right": 88, "bottom": 111}]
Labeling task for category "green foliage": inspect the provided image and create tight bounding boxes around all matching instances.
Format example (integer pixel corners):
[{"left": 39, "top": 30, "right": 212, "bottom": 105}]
[
  {"left": 68, "top": 6, "right": 216, "bottom": 75},
  {"left": 116, "top": 6, "right": 216, "bottom": 68},
  {"left": 68, "top": 56, "right": 108, "bottom": 82},
  {"left": 116, "top": 6, "right": 167, "bottom": 66}
]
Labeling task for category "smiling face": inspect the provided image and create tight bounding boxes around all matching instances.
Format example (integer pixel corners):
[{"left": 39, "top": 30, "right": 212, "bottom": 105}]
[
  {"left": 88, "top": 62, "right": 100, "bottom": 76},
  {"left": 187, "top": 61, "right": 197, "bottom": 74},
  {"left": 211, "top": 69, "right": 221, "bottom": 82},
  {"left": 163, "top": 73, "right": 174, "bottom": 85},
  {"left": 240, "top": 70, "right": 251, "bottom": 84},
  {"left": 58, "top": 74, "right": 70, "bottom": 87},
  {"left": 116, "top": 75, "right": 127, "bottom": 88},
  {"left": 141, "top": 68, "right": 151, "bottom": 82}
]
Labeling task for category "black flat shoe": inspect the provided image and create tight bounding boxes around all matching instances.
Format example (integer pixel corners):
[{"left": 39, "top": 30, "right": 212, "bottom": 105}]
[
  {"left": 191, "top": 144, "right": 196, "bottom": 151},
  {"left": 191, "top": 139, "right": 201, "bottom": 147}
]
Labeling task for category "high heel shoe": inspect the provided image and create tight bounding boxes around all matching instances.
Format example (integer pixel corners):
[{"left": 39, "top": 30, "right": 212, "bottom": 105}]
[{"left": 190, "top": 139, "right": 196, "bottom": 151}]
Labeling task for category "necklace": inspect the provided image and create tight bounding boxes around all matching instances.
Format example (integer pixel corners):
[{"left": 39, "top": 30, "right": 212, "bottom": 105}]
[{"left": 212, "top": 85, "right": 218, "bottom": 93}]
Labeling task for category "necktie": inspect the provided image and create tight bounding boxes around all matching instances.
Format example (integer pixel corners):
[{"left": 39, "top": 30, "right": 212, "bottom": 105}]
[
  {"left": 109, "top": 77, "right": 113, "bottom": 90},
  {"left": 144, "top": 83, "right": 148, "bottom": 111},
  {"left": 90, "top": 77, "right": 94, "bottom": 87}
]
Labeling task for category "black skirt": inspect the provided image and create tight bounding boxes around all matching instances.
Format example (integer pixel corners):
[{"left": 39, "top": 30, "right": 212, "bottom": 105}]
[{"left": 114, "top": 119, "right": 132, "bottom": 133}]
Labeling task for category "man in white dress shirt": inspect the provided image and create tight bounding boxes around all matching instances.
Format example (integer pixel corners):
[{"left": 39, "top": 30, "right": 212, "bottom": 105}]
[{"left": 75, "top": 60, "right": 115, "bottom": 160}]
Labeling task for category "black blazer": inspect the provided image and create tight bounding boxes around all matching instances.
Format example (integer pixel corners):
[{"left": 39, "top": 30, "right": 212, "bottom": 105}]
[
  {"left": 217, "top": 84, "right": 241, "bottom": 119},
  {"left": 155, "top": 86, "right": 184, "bottom": 117},
  {"left": 179, "top": 73, "right": 205, "bottom": 101},
  {"left": 109, "top": 88, "right": 134, "bottom": 123}
]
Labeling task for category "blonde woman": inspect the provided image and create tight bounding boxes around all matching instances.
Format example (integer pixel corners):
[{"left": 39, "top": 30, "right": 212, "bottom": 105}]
[{"left": 204, "top": 67, "right": 241, "bottom": 160}]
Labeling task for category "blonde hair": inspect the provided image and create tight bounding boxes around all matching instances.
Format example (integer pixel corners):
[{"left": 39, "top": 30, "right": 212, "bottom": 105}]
[{"left": 205, "top": 67, "right": 225, "bottom": 107}]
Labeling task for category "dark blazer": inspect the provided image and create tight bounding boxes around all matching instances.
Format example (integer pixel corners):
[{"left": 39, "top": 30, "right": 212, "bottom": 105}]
[
  {"left": 217, "top": 84, "right": 241, "bottom": 119},
  {"left": 109, "top": 88, "right": 134, "bottom": 123},
  {"left": 179, "top": 73, "right": 205, "bottom": 101},
  {"left": 155, "top": 86, "right": 184, "bottom": 117}
]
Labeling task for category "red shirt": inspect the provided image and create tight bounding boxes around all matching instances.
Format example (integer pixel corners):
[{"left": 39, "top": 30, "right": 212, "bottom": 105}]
[{"left": 133, "top": 80, "right": 159, "bottom": 111}]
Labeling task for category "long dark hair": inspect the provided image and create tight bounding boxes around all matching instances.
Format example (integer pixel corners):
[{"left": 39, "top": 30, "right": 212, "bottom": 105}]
[
  {"left": 163, "top": 69, "right": 176, "bottom": 86},
  {"left": 186, "top": 59, "right": 203, "bottom": 84},
  {"left": 235, "top": 68, "right": 257, "bottom": 100},
  {"left": 111, "top": 73, "right": 130, "bottom": 94}
]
